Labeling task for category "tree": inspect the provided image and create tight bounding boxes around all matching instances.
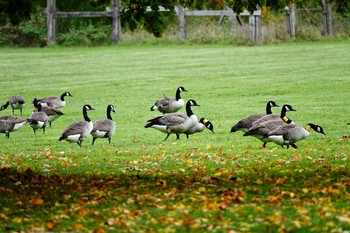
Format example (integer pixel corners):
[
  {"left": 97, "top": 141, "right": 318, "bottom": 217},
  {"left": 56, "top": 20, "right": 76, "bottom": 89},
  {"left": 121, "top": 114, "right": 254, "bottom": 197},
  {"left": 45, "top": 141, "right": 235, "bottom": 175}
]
[{"left": 0, "top": 0, "right": 35, "bottom": 25}]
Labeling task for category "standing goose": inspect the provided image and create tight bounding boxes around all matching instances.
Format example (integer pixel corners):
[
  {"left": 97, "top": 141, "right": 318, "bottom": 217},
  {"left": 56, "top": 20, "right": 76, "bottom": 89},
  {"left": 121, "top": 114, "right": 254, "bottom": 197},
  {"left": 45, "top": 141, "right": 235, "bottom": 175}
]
[
  {"left": 29, "top": 103, "right": 48, "bottom": 134},
  {"left": 264, "top": 123, "right": 326, "bottom": 149},
  {"left": 230, "top": 100, "right": 279, "bottom": 133},
  {"left": 37, "top": 91, "right": 73, "bottom": 108},
  {"left": 91, "top": 104, "right": 116, "bottom": 145},
  {"left": 0, "top": 96, "right": 26, "bottom": 115},
  {"left": 150, "top": 86, "right": 188, "bottom": 114},
  {"left": 0, "top": 115, "right": 28, "bottom": 133},
  {"left": 32, "top": 98, "right": 64, "bottom": 127},
  {"left": 145, "top": 99, "right": 200, "bottom": 140},
  {"left": 184, "top": 117, "right": 215, "bottom": 139},
  {"left": 59, "top": 104, "right": 95, "bottom": 147},
  {"left": 243, "top": 104, "right": 296, "bottom": 147}
]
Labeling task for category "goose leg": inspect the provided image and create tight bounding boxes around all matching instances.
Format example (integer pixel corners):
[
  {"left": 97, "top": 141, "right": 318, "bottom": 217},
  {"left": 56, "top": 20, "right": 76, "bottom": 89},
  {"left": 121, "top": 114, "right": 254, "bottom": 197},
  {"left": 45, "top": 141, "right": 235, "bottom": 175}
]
[
  {"left": 291, "top": 144, "right": 298, "bottom": 149},
  {"left": 77, "top": 141, "right": 82, "bottom": 147},
  {"left": 163, "top": 133, "right": 171, "bottom": 141},
  {"left": 176, "top": 134, "right": 180, "bottom": 140},
  {"left": 92, "top": 138, "right": 96, "bottom": 145}
]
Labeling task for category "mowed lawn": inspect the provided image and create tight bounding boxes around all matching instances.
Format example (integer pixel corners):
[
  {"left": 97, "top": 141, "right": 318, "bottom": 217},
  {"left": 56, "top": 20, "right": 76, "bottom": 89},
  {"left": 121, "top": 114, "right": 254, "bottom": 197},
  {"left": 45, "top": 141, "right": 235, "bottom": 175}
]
[{"left": 0, "top": 40, "right": 350, "bottom": 232}]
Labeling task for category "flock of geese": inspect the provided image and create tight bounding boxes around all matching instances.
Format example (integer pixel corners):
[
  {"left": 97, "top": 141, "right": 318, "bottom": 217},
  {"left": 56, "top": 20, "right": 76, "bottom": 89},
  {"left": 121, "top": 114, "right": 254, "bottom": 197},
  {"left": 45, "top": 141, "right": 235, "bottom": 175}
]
[
  {"left": 230, "top": 100, "right": 326, "bottom": 149},
  {"left": 0, "top": 92, "right": 116, "bottom": 146},
  {"left": 0, "top": 87, "right": 326, "bottom": 149}
]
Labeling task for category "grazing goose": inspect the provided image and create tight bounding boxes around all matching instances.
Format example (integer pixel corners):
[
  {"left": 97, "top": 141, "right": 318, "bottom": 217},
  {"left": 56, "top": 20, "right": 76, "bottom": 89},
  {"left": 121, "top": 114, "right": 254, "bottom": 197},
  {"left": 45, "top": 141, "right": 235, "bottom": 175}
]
[
  {"left": 243, "top": 104, "right": 296, "bottom": 147},
  {"left": 145, "top": 99, "right": 200, "bottom": 140},
  {"left": 59, "top": 104, "right": 95, "bottom": 147},
  {"left": 251, "top": 104, "right": 296, "bottom": 126},
  {"left": 230, "top": 100, "right": 279, "bottom": 133},
  {"left": 32, "top": 98, "right": 64, "bottom": 127},
  {"left": 0, "top": 120, "right": 18, "bottom": 139},
  {"left": 91, "top": 104, "right": 116, "bottom": 145},
  {"left": 184, "top": 117, "right": 215, "bottom": 139},
  {"left": 29, "top": 103, "right": 48, "bottom": 134},
  {"left": 0, "top": 96, "right": 26, "bottom": 115},
  {"left": 0, "top": 115, "right": 28, "bottom": 133},
  {"left": 37, "top": 91, "right": 73, "bottom": 108},
  {"left": 150, "top": 86, "right": 188, "bottom": 114},
  {"left": 264, "top": 123, "right": 326, "bottom": 149}
]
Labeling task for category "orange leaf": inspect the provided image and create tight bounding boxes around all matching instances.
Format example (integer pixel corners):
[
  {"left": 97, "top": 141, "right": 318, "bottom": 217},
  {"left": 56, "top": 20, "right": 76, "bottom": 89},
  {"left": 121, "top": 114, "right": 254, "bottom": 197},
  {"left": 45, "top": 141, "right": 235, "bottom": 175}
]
[
  {"left": 276, "top": 177, "right": 286, "bottom": 184},
  {"left": 73, "top": 224, "right": 86, "bottom": 231},
  {"left": 94, "top": 228, "right": 106, "bottom": 233},
  {"left": 33, "top": 198, "right": 44, "bottom": 205}
]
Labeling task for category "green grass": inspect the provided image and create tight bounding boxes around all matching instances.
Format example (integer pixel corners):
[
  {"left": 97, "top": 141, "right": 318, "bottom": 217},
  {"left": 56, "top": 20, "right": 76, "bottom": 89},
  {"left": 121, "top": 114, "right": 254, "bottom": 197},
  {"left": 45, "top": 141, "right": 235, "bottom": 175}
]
[{"left": 0, "top": 40, "right": 350, "bottom": 232}]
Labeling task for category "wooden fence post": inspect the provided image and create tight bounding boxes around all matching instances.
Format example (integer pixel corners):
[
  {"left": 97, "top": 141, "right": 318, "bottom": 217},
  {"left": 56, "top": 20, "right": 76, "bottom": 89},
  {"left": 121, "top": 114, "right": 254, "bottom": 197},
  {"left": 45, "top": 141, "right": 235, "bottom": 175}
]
[
  {"left": 249, "top": 5, "right": 261, "bottom": 44},
  {"left": 322, "top": 0, "right": 333, "bottom": 36},
  {"left": 286, "top": 4, "right": 296, "bottom": 37},
  {"left": 176, "top": 6, "right": 186, "bottom": 40},
  {"left": 112, "top": 0, "right": 121, "bottom": 43},
  {"left": 46, "top": 0, "right": 56, "bottom": 44}
]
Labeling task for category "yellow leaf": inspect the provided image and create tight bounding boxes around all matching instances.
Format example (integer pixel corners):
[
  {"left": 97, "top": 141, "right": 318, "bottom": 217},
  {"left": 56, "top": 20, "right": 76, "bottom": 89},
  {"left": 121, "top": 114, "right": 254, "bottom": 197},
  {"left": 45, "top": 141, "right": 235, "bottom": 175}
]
[
  {"left": 33, "top": 198, "right": 44, "bottom": 205},
  {"left": 12, "top": 217, "right": 23, "bottom": 223},
  {"left": 73, "top": 224, "right": 86, "bottom": 231}
]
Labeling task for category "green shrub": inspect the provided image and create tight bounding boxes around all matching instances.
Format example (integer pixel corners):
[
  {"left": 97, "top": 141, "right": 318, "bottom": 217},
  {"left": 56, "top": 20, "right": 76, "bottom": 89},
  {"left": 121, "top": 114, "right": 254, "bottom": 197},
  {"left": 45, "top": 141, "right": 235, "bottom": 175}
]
[{"left": 0, "top": 13, "right": 46, "bottom": 47}]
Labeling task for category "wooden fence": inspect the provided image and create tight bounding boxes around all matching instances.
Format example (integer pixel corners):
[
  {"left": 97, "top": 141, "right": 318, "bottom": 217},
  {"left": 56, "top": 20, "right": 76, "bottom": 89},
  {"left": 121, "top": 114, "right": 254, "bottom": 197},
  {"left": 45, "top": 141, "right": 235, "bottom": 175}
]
[
  {"left": 44, "top": 0, "right": 334, "bottom": 45},
  {"left": 44, "top": 0, "right": 261, "bottom": 45},
  {"left": 285, "top": 0, "right": 334, "bottom": 37}
]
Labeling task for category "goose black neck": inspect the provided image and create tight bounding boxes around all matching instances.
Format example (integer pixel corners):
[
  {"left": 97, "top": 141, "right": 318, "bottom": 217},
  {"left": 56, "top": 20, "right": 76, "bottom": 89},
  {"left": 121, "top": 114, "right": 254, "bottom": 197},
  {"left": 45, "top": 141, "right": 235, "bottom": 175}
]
[
  {"left": 37, "top": 104, "right": 42, "bottom": 112},
  {"left": 60, "top": 93, "right": 66, "bottom": 101},
  {"left": 266, "top": 102, "right": 273, "bottom": 114},
  {"left": 175, "top": 88, "right": 181, "bottom": 101},
  {"left": 1, "top": 101, "right": 10, "bottom": 109},
  {"left": 83, "top": 107, "right": 91, "bottom": 122},
  {"left": 185, "top": 102, "right": 194, "bottom": 117},
  {"left": 280, "top": 106, "right": 288, "bottom": 118},
  {"left": 107, "top": 108, "right": 113, "bottom": 120},
  {"left": 33, "top": 99, "right": 39, "bottom": 108}
]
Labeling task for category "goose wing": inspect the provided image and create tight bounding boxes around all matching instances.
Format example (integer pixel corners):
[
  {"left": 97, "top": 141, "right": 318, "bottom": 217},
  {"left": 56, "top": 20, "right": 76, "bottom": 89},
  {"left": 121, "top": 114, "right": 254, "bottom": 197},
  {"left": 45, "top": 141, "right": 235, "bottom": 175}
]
[
  {"left": 61, "top": 121, "right": 88, "bottom": 138},
  {"left": 92, "top": 119, "right": 114, "bottom": 132}
]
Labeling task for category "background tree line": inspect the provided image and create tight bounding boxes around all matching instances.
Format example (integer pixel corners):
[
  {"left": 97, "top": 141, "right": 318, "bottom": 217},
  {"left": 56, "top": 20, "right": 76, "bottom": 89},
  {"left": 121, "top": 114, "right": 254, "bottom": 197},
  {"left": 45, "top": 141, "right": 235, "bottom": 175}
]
[{"left": 0, "top": 0, "right": 349, "bottom": 46}]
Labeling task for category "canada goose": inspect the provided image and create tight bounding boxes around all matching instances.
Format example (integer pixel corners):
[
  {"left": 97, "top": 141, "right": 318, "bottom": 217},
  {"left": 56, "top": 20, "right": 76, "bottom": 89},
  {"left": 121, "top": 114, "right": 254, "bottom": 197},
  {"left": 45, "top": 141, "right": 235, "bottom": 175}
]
[
  {"left": 243, "top": 104, "right": 296, "bottom": 147},
  {"left": 59, "top": 104, "right": 95, "bottom": 147},
  {"left": 0, "top": 115, "right": 28, "bottom": 132},
  {"left": 29, "top": 103, "right": 48, "bottom": 134},
  {"left": 230, "top": 100, "right": 279, "bottom": 133},
  {"left": 32, "top": 98, "right": 64, "bottom": 127},
  {"left": 37, "top": 91, "right": 73, "bottom": 108},
  {"left": 0, "top": 120, "right": 16, "bottom": 138},
  {"left": 91, "top": 104, "right": 116, "bottom": 145},
  {"left": 264, "top": 123, "right": 326, "bottom": 149},
  {"left": 145, "top": 99, "right": 200, "bottom": 140},
  {"left": 184, "top": 118, "right": 215, "bottom": 139},
  {"left": 150, "top": 86, "right": 188, "bottom": 114},
  {"left": 0, "top": 96, "right": 26, "bottom": 115},
  {"left": 251, "top": 104, "right": 296, "bottom": 126}
]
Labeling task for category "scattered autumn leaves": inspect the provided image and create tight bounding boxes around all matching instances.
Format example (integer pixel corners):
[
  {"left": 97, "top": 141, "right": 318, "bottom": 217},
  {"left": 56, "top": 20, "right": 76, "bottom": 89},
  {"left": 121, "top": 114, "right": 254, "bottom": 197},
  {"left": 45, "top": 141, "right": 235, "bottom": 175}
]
[{"left": 0, "top": 144, "right": 349, "bottom": 232}]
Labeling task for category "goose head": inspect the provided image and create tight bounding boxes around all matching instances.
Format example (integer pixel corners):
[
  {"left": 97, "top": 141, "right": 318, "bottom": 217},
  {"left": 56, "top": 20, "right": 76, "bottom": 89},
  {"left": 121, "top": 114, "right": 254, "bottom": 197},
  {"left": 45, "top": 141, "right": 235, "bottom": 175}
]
[
  {"left": 307, "top": 123, "right": 326, "bottom": 135},
  {"left": 178, "top": 86, "right": 188, "bottom": 92},
  {"left": 200, "top": 118, "right": 214, "bottom": 134}
]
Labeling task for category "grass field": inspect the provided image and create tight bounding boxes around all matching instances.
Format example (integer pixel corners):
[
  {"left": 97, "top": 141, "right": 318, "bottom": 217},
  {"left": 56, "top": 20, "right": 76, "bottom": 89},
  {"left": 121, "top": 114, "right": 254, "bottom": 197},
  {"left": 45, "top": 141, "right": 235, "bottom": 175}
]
[{"left": 0, "top": 40, "right": 350, "bottom": 232}]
